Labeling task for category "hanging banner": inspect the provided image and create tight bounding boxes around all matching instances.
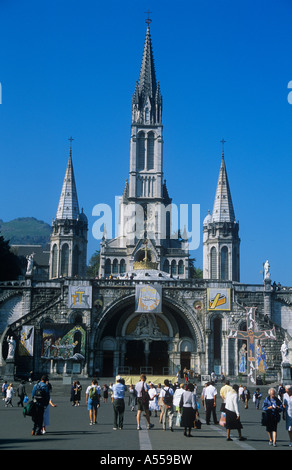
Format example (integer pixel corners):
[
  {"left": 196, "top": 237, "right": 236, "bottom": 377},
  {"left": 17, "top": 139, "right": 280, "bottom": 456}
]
[
  {"left": 135, "top": 284, "right": 162, "bottom": 313},
  {"left": 18, "top": 326, "right": 34, "bottom": 356},
  {"left": 207, "top": 288, "right": 231, "bottom": 311},
  {"left": 68, "top": 285, "right": 92, "bottom": 309}
]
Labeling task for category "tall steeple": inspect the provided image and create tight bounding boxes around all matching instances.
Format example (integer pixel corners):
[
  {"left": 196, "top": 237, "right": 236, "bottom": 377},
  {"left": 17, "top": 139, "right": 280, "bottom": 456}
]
[
  {"left": 203, "top": 145, "right": 240, "bottom": 281},
  {"left": 99, "top": 20, "right": 189, "bottom": 279},
  {"left": 49, "top": 141, "right": 88, "bottom": 279},
  {"left": 56, "top": 147, "right": 80, "bottom": 220},
  {"left": 132, "top": 25, "right": 162, "bottom": 125},
  {"left": 212, "top": 153, "right": 236, "bottom": 223}
]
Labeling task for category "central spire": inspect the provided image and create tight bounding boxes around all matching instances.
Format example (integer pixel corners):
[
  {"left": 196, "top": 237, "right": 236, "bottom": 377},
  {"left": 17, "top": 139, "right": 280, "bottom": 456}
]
[{"left": 132, "top": 24, "right": 162, "bottom": 125}]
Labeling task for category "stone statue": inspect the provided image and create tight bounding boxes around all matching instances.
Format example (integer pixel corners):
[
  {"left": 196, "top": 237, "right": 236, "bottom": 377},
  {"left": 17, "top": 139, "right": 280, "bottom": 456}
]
[
  {"left": 264, "top": 260, "right": 270, "bottom": 280},
  {"left": 26, "top": 253, "right": 35, "bottom": 275},
  {"left": 281, "top": 340, "right": 289, "bottom": 364},
  {"left": 7, "top": 336, "right": 16, "bottom": 360}
]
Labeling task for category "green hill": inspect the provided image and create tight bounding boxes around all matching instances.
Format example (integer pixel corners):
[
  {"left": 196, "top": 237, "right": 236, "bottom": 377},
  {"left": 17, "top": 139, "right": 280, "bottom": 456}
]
[{"left": 0, "top": 217, "right": 52, "bottom": 246}]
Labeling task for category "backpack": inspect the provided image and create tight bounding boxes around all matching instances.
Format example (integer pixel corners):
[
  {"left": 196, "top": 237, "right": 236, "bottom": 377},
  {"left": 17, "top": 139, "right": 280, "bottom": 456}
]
[
  {"left": 23, "top": 400, "right": 36, "bottom": 417},
  {"left": 163, "top": 388, "right": 173, "bottom": 406},
  {"left": 141, "top": 384, "right": 149, "bottom": 404},
  {"left": 34, "top": 384, "right": 48, "bottom": 404},
  {"left": 89, "top": 386, "right": 98, "bottom": 400}
]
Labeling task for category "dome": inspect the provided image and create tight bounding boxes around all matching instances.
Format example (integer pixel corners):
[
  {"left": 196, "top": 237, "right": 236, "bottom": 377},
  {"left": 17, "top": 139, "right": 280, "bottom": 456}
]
[
  {"left": 203, "top": 210, "right": 212, "bottom": 226},
  {"left": 78, "top": 208, "right": 88, "bottom": 223}
]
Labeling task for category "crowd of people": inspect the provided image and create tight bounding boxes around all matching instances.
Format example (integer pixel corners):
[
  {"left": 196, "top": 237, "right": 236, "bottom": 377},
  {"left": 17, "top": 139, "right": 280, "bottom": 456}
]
[{"left": 2, "top": 374, "right": 292, "bottom": 447}]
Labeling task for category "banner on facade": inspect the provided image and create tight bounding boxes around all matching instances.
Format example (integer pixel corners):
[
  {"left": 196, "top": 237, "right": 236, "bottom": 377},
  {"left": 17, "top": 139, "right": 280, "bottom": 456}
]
[
  {"left": 41, "top": 324, "right": 86, "bottom": 360},
  {"left": 135, "top": 284, "right": 162, "bottom": 313},
  {"left": 207, "top": 288, "right": 231, "bottom": 311},
  {"left": 68, "top": 285, "right": 92, "bottom": 309},
  {"left": 18, "top": 326, "right": 34, "bottom": 356}
]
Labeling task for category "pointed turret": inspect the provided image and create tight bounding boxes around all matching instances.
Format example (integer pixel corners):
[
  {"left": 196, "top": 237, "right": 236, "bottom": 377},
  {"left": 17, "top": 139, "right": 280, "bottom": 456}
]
[
  {"left": 56, "top": 148, "right": 80, "bottom": 220},
  {"left": 49, "top": 143, "right": 88, "bottom": 279},
  {"left": 203, "top": 147, "right": 240, "bottom": 281},
  {"left": 212, "top": 153, "right": 236, "bottom": 223}
]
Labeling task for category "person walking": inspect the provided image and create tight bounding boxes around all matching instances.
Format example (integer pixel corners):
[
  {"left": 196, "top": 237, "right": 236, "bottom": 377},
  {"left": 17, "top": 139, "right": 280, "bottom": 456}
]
[
  {"left": 2, "top": 381, "right": 8, "bottom": 401},
  {"left": 128, "top": 384, "right": 136, "bottom": 411},
  {"left": 219, "top": 380, "right": 233, "bottom": 412},
  {"left": 283, "top": 386, "right": 292, "bottom": 447},
  {"left": 225, "top": 384, "right": 245, "bottom": 442},
  {"left": 262, "top": 387, "right": 283, "bottom": 447},
  {"left": 86, "top": 379, "right": 100, "bottom": 425},
  {"left": 17, "top": 381, "right": 26, "bottom": 407},
  {"left": 135, "top": 374, "right": 154, "bottom": 431},
  {"left": 205, "top": 381, "right": 218, "bottom": 424},
  {"left": 70, "top": 381, "right": 77, "bottom": 406},
  {"left": 5, "top": 383, "right": 15, "bottom": 407},
  {"left": 241, "top": 386, "right": 250, "bottom": 409},
  {"left": 148, "top": 383, "right": 159, "bottom": 417},
  {"left": 112, "top": 376, "right": 126, "bottom": 430},
  {"left": 102, "top": 384, "right": 109, "bottom": 404},
  {"left": 253, "top": 388, "right": 262, "bottom": 410},
  {"left": 179, "top": 383, "right": 197, "bottom": 437},
  {"left": 31, "top": 375, "right": 50, "bottom": 436},
  {"left": 159, "top": 379, "right": 174, "bottom": 431},
  {"left": 75, "top": 381, "right": 82, "bottom": 406},
  {"left": 41, "top": 380, "right": 57, "bottom": 435}
]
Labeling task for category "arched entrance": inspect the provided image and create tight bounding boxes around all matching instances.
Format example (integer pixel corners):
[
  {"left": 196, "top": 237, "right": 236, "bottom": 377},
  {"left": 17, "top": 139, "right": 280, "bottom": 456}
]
[{"left": 93, "top": 293, "right": 204, "bottom": 377}]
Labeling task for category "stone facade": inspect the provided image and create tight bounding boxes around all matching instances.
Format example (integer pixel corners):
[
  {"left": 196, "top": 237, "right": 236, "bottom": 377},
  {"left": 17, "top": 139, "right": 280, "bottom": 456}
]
[{"left": 0, "top": 276, "right": 291, "bottom": 380}]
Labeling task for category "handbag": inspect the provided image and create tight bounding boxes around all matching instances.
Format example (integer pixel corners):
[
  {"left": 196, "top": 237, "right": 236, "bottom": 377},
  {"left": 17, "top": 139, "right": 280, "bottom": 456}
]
[
  {"left": 175, "top": 411, "right": 182, "bottom": 427},
  {"left": 219, "top": 412, "right": 226, "bottom": 427}
]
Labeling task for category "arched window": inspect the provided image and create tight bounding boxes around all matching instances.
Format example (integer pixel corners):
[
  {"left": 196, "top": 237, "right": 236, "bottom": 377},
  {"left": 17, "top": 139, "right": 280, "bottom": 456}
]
[
  {"left": 51, "top": 244, "right": 58, "bottom": 278},
  {"left": 210, "top": 247, "right": 217, "bottom": 279},
  {"left": 61, "top": 243, "right": 69, "bottom": 277},
  {"left": 221, "top": 246, "right": 228, "bottom": 280},
  {"left": 163, "top": 259, "right": 169, "bottom": 273},
  {"left": 137, "top": 132, "right": 145, "bottom": 171},
  {"left": 171, "top": 260, "right": 177, "bottom": 276},
  {"left": 120, "top": 259, "right": 126, "bottom": 274},
  {"left": 178, "top": 260, "right": 184, "bottom": 275},
  {"left": 147, "top": 132, "right": 154, "bottom": 170},
  {"left": 112, "top": 259, "right": 118, "bottom": 274}
]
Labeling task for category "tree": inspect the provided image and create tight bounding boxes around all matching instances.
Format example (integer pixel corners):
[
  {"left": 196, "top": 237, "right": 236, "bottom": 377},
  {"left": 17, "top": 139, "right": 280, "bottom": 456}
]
[
  {"left": 189, "top": 257, "right": 203, "bottom": 279},
  {"left": 0, "top": 234, "right": 22, "bottom": 281},
  {"left": 87, "top": 250, "right": 100, "bottom": 278}
]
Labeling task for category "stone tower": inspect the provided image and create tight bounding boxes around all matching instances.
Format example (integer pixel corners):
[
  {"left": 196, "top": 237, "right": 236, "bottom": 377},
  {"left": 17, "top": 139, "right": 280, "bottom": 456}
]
[
  {"left": 99, "top": 24, "right": 189, "bottom": 278},
  {"left": 203, "top": 149, "right": 240, "bottom": 281},
  {"left": 49, "top": 145, "right": 88, "bottom": 279}
]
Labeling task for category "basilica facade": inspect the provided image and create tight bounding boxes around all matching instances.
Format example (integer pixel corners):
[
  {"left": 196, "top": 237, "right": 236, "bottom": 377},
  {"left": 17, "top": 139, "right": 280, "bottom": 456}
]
[{"left": 0, "top": 24, "right": 291, "bottom": 382}]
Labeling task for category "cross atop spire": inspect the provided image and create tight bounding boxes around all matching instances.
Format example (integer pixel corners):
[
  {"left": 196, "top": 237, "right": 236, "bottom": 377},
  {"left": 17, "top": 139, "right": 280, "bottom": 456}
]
[
  {"left": 145, "top": 10, "right": 152, "bottom": 26},
  {"left": 220, "top": 138, "right": 226, "bottom": 157}
]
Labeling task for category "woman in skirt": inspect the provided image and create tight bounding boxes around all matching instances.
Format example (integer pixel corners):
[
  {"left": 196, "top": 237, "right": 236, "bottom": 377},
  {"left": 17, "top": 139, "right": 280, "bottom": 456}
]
[
  {"left": 225, "top": 384, "right": 245, "bottom": 441},
  {"left": 179, "top": 383, "right": 197, "bottom": 437}
]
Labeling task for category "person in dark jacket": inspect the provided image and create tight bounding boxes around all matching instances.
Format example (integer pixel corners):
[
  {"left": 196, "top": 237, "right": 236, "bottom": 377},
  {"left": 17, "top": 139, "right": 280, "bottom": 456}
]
[
  {"left": 31, "top": 375, "right": 50, "bottom": 436},
  {"left": 262, "top": 387, "right": 283, "bottom": 447}
]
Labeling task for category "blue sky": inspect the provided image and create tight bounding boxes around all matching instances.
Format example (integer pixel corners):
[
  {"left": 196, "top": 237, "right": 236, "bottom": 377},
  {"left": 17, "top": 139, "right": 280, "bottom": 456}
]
[{"left": 0, "top": 0, "right": 292, "bottom": 285}]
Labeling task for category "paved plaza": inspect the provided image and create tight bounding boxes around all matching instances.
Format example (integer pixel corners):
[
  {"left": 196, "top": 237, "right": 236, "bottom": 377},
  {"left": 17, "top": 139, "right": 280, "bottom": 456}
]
[{"left": 0, "top": 379, "right": 291, "bottom": 452}]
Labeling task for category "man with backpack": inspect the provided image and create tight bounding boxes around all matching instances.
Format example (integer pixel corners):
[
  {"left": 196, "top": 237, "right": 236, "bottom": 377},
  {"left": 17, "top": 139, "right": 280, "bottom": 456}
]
[
  {"left": 159, "top": 379, "right": 174, "bottom": 431},
  {"left": 31, "top": 375, "right": 50, "bottom": 435},
  {"left": 135, "top": 374, "right": 154, "bottom": 431},
  {"left": 86, "top": 379, "right": 101, "bottom": 425}
]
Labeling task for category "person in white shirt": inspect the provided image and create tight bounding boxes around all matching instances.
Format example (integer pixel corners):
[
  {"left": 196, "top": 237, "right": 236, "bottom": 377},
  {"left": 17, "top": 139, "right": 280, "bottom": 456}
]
[
  {"left": 283, "top": 386, "right": 292, "bottom": 447},
  {"left": 205, "top": 382, "right": 218, "bottom": 424},
  {"left": 225, "top": 384, "right": 245, "bottom": 441},
  {"left": 135, "top": 375, "right": 154, "bottom": 431}
]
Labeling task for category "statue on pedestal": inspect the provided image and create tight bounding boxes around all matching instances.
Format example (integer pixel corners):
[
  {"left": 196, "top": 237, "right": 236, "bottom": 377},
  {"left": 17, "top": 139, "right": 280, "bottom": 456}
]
[
  {"left": 281, "top": 339, "right": 289, "bottom": 364},
  {"left": 26, "top": 253, "right": 35, "bottom": 276},
  {"left": 264, "top": 260, "right": 271, "bottom": 280},
  {"left": 7, "top": 336, "right": 16, "bottom": 360}
]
